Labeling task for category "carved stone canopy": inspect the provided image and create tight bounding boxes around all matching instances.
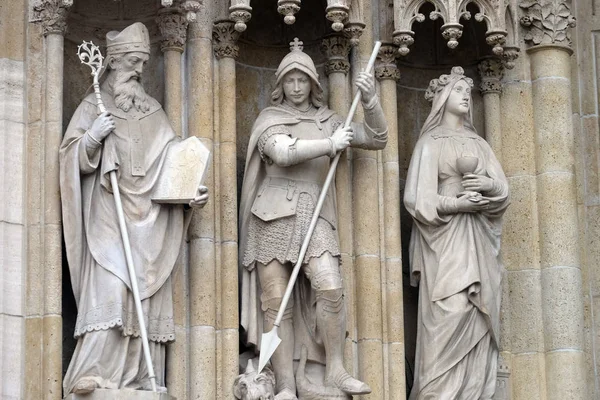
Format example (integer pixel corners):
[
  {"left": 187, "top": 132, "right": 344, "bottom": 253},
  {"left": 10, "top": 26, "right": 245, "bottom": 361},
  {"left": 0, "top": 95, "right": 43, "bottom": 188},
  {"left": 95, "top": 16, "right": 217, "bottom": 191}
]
[
  {"left": 228, "top": 0, "right": 366, "bottom": 46},
  {"left": 392, "top": 0, "right": 512, "bottom": 58}
]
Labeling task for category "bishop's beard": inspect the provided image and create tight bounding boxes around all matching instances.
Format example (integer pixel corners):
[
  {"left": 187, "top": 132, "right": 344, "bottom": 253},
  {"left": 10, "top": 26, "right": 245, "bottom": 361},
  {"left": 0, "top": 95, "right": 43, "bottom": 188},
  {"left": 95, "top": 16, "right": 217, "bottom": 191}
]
[{"left": 112, "top": 69, "right": 150, "bottom": 113}]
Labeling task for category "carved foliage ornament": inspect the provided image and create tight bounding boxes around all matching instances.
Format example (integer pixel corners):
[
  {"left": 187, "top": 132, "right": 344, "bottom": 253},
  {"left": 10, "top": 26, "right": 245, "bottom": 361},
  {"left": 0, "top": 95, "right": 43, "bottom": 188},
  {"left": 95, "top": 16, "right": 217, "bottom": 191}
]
[
  {"left": 478, "top": 58, "right": 504, "bottom": 94},
  {"left": 321, "top": 35, "right": 351, "bottom": 76},
  {"left": 519, "top": 0, "right": 576, "bottom": 46},
  {"left": 213, "top": 21, "right": 241, "bottom": 60},
  {"left": 34, "top": 0, "right": 72, "bottom": 36},
  {"left": 157, "top": 9, "right": 188, "bottom": 52},
  {"left": 375, "top": 44, "right": 401, "bottom": 81},
  {"left": 393, "top": 0, "right": 509, "bottom": 57}
]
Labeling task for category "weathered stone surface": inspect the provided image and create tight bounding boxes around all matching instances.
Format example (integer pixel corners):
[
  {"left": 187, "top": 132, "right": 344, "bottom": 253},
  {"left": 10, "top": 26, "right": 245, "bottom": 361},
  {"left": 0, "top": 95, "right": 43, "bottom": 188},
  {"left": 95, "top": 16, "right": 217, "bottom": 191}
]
[
  {"left": 508, "top": 269, "right": 544, "bottom": 353},
  {"left": 65, "top": 389, "right": 175, "bottom": 399},
  {"left": 541, "top": 266, "right": 585, "bottom": 351},
  {"left": 0, "top": 59, "right": 25, "bottom": 123}
]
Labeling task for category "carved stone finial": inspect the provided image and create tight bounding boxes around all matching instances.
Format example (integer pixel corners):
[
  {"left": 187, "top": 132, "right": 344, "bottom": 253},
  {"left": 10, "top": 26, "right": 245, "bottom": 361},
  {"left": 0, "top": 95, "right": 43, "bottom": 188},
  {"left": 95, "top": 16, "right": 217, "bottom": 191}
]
[
  {"left": 486, "top": 31, "right": 507, "bottom": 56},
  {"left": 157, "top": 9, "right": 188, "bottom": 53},
  {"left": 375, "top": 44, "right": 400, "bottom": 81},
  {"left": 343, "top": 21, "right": 365, "bottom": 47},
  {"left": 278, "top": 0, "right": 301, "bottom": 25},
  {"left": 34, "top": 0, "right": 72, "bottom": 36},
  {"left": 229, "top": 3, "right": 252, "bottom": 33},
  {"left": 441, "top": 23, "right": 463, "bottom": 49},
  {"left": 501, "top": 45, "right": 520, "bottom": 69},
  {"left": 520, "top": 0, "right": 576, "bottom": 47},
  {"left": 393, "top": 30, "right": 415, "bottom": 57},
  {"left": 321, "top": 34, "right": 351, "bottom": 76},
  {"left": 478, "top": 58, "right": 504, "bottom": 94},
  {"left": 181, "top": 0, "right": 202, "bottom": 23},
  {"left": 213, "top": 20, "right": 240, "bottom": 60},
  {"left": 326, "top": 2, "right": 350, "bottom": 32}
]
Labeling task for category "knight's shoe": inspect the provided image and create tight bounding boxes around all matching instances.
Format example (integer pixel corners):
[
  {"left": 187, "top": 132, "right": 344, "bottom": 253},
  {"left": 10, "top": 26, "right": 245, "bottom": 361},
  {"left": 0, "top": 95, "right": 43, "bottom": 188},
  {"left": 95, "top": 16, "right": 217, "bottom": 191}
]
[
  {"left": 274, "top": 388, "right": 298, "bottom": 400},
  {"left": 72, "top": 377, "right": 99, "bottom": 395},
  {"left": 326, "top": 370, "right": 372, "bottom": 395}
]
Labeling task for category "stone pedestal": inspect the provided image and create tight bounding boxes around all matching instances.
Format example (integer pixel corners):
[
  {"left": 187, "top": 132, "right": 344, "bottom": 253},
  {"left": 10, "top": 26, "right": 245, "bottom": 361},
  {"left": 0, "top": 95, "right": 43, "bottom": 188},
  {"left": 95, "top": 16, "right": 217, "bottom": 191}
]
[{"left": 65, "top": 389, "right": 175, "bottom": 400}]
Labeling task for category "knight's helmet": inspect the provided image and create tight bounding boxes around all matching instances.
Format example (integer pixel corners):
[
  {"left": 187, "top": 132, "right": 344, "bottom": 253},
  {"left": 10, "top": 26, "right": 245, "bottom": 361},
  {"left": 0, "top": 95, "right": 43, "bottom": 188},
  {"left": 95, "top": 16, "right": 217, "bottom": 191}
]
[{"left": 275, "top": 38, "right": 323, "bottom": 91}]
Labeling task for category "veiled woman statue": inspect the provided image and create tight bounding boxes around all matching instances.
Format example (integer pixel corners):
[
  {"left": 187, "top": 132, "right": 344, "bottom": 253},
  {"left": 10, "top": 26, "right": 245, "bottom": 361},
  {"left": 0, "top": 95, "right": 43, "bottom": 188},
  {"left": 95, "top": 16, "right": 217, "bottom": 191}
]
[{"left": 404, "top": 66, "right": 510, "bottom": 399}]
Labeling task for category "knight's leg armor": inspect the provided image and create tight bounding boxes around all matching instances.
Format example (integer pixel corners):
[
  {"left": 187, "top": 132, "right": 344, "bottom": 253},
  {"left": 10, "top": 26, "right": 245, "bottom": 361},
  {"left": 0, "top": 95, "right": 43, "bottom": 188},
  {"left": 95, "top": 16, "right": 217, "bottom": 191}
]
[
  {"left": 258, "top": 263, "right": 298, "bottom": 399},
  {"left": 308, "top": 253, "right": 371, "bottom": 395}
]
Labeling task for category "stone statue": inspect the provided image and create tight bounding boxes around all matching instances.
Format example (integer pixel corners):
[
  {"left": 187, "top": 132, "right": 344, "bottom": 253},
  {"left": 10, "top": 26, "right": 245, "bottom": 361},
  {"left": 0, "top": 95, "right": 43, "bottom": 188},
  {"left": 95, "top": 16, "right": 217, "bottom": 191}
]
[
  {"left": 404, "top": 66, "right": 510, "bottom": 399},
  {"left": 233, "top": 360, "right": 276, "bottom": 400},
  {"left": 59, "top": 22, "right": 208, "bottom": 395},
  {"left": 238, "top": 38, "right": 388, "bottom": 400}
]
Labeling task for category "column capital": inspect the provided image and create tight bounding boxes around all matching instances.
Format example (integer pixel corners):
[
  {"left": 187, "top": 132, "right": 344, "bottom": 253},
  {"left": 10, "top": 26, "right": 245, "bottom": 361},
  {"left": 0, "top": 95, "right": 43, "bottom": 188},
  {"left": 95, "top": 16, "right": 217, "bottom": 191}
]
[
  {"left": 375, "top": 44, "right": 400, "bottom": 81},
  {"left": 213, "top": 20, "right": 240, "bottom": 60},
  {"left": 34, "top": 0, "right": 72, "bottom": 36},
  {"left": 320, "top": 34, "right": 351, "bottom": 76},
  {"left": 519, "top": 0, "right": 576, "bottom": 48},
  {"left": 478, "top": 58, "right": 504, "bottom": 95},
  {"left": 157, "top": 8, "right": 188, "bottom": 53}
]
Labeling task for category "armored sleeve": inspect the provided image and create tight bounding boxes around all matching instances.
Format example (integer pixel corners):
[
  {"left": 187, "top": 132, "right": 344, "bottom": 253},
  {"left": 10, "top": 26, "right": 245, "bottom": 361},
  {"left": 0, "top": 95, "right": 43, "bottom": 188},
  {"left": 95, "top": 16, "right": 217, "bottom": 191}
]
[
  {"left": 348, "top": 97, "right": 388, "bottom": 150},
  {"left": 259, "top": 125, "right": 336, "bottom": 167}
]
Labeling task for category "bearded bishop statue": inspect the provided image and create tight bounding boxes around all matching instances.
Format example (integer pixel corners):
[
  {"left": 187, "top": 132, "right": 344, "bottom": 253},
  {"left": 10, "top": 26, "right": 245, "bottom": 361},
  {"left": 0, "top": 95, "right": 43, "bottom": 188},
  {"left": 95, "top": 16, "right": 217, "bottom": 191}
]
[{"left": 60, "top": 22, "right": 208, "bottom": 396}]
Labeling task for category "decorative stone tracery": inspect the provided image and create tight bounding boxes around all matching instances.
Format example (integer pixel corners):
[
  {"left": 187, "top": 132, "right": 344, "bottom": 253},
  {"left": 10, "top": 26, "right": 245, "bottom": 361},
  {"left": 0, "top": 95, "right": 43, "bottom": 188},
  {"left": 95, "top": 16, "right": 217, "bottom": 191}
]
[{"left": 392, "top": 0, "right": 511, "bottom": 56}]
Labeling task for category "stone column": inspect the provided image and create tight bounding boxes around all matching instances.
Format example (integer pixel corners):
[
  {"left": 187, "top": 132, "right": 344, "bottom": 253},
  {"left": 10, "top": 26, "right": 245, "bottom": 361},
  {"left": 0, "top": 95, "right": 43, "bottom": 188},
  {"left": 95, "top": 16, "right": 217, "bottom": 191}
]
[
  {"left": 157, "top": 8, "right": 189, "bottom": 398},
  {"left": 0, "top": 1, "right": 26, "bottom": 399},
  {"left": 320, "top": 33, "right": 356, "bottom": 373},
  {"left": 528, "top": 44, "right": 586, "bottom": 400},
  {"left": 478, "top": 58, "right": 504, "bottom": 163},
  {"left": 28, "top": 2, "right": 70, "bottom": 399},
  {"left": 520, "top": 2, "right": 585, "bottom": 397},
  {"left": 375, "top": 43, "right": 405, "bottom": 400},
  {"left": 213, "top": 20, "right": 240, "bottom": 400},
  {"left": 187, "top": 3, "right": 217, "bottom": 399},
  {"left": 157, "top": 8, "right": 187, "bottom": 136},
  {"left": 499, "top": 56, "right": 545, "bottom": 400},
  {"left": 350, "top": 1, "right": 385, "bottom": 396}
]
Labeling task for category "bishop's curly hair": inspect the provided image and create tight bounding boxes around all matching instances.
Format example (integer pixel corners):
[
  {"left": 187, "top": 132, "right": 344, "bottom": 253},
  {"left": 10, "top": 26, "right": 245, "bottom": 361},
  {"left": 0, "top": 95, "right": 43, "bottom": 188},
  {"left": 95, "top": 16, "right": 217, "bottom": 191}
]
[{"left": 424, "top": 66, "right": 474, "bottom": 103}]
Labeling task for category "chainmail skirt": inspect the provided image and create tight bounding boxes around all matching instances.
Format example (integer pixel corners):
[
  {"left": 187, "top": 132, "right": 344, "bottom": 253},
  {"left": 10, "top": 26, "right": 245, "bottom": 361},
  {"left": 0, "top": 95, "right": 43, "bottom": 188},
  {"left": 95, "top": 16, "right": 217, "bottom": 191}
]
[{"left": 243, "top": 192, "right": 340, "bottom": 270}]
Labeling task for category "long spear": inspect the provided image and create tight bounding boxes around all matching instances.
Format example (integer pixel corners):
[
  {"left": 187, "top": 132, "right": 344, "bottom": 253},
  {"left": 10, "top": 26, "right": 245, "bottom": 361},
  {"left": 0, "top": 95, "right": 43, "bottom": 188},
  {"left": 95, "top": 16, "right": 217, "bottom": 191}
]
[
  {"left": 258, "top": 41, "right": 383, "bottom": 373},
  {"left": 77, "top": 41, "right": 158, "bottom": 393}
]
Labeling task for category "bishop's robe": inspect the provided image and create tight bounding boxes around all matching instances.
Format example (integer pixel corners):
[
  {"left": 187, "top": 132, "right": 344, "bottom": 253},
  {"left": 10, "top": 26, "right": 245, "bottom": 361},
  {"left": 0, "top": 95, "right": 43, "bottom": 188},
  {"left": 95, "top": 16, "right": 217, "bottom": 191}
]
[{"left": 60, "top": 89, "right": 186, "bottom": 392}]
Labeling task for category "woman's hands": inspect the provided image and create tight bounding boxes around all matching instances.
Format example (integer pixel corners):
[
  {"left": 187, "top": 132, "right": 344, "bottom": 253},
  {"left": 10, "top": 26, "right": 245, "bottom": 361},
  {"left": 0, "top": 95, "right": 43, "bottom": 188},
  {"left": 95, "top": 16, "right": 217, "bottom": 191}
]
[
  {"left": 455, "top": 192, "right": 490, "bottom": 213},
  {"left": 462, "top": 173, "right": 494, "bottom": 192}
]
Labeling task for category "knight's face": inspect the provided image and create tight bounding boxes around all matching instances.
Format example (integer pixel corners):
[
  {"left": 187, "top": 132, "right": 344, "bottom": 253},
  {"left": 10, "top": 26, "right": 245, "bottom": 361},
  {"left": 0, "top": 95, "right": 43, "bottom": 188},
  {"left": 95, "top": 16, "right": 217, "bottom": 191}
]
[{"left": 282, "top": 70, "right": 311, "bottom": 108}]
